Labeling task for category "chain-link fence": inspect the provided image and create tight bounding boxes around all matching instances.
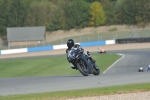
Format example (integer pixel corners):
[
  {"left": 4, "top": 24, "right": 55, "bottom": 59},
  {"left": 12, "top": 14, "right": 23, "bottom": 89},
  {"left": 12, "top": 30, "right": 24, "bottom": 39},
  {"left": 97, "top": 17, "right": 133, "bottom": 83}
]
[{"left": 1, "top": 27, "right": 150, "bottom": 50}]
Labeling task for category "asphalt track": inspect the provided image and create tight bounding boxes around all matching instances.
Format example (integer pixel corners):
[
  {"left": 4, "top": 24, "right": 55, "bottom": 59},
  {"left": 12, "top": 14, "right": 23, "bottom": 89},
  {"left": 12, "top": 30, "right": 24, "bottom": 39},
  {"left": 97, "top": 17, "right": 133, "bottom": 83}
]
[{"left": 0, "top": 49, "right": 150, "bottom": 96}]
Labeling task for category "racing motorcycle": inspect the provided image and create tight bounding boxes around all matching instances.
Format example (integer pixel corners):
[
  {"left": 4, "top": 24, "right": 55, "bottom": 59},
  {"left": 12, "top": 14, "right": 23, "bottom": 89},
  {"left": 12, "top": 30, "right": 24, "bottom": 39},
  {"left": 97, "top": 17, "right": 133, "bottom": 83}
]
[{"left": 68, "top": 47, "right": 100, "bottom": 76}]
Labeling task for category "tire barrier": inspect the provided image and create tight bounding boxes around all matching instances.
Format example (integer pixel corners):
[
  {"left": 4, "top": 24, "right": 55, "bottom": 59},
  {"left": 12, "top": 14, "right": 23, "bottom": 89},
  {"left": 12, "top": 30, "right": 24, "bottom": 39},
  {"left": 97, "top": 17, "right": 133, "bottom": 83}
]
[{"left": 116, "top": 37, "right": 150, "bottom": 44}]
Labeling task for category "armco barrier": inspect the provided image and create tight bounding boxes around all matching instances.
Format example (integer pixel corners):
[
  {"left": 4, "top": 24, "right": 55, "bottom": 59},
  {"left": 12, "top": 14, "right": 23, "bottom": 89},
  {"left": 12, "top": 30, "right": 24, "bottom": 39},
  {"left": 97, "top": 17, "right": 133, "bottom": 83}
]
[{"left": 0, "top": 40, "right": 115, "bottom": 55}]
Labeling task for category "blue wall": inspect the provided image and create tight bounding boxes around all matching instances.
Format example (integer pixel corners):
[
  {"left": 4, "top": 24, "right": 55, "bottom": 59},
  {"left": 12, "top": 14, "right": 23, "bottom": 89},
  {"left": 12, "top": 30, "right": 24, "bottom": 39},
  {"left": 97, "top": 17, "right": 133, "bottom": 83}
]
[
  {"left": 28, "top": 46, "right": 53, "bottom": 52},
  {"left": 80, "top": 41, "right": 106, "bottom": 47}
]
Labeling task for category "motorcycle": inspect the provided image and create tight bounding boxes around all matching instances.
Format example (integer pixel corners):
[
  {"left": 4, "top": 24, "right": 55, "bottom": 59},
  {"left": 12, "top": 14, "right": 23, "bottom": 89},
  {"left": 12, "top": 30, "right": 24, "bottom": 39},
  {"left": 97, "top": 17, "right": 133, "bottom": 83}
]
[
  {"left": 98, "top": 47, "right": 106, "bottom": 54},
  {"left": 68, "top": 47, "right": 100, "bottom": 76}
]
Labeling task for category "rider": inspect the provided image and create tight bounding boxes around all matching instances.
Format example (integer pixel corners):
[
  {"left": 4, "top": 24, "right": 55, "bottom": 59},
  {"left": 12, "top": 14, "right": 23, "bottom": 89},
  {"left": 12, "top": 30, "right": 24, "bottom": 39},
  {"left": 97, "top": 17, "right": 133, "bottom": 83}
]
[
  {"left": 66, "top": 39, "right": 95, "bottom": 69},
  {"left": 146, "top": 65, "right": 150, "bottom": 72},
  {"left": 98, "top": 47, "right": 105, "bottom": 53}
]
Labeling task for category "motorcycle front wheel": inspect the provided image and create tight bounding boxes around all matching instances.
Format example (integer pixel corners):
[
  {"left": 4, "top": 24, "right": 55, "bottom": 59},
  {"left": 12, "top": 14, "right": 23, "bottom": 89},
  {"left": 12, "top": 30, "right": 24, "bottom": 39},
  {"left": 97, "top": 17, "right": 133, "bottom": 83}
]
[
  {"left": 76, "top": 59, "right": 88, "bottom": 76},
  {"left": 93, "top": 64, "right": 100, "bottom": 75}
]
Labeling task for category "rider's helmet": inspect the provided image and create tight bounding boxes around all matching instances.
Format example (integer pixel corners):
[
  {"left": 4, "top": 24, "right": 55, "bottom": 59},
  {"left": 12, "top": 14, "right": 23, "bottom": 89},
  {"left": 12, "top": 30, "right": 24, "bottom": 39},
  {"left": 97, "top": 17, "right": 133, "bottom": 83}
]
[
  {"left": 67, "top": 39, "right": 74, "bottom": 49},
  {"left": 139, "top": 67, "right": 144, "bottom": 72},
  {"left": 148, "top": 65, "right": 150, "bottom": 70}
]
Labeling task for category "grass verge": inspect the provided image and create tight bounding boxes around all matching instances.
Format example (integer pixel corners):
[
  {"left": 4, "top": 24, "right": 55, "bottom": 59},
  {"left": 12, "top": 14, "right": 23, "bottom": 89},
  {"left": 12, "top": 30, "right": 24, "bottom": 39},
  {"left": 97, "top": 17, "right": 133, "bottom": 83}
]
[{"left": 0, "top": 82, "right": 150, "bottom": 100}]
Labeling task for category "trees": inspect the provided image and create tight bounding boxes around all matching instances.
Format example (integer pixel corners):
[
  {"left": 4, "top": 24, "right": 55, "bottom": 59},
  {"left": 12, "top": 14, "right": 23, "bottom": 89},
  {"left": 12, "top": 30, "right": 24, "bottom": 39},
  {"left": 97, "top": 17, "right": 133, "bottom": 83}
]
[
  {"left": 84, "top": 0, "right": 101, "bottom": 3},
  {"left": 64, "top": 0, "right": 90, "bottom": 30},
  {"left": 25, "top": 0, "right": 53, "bottom": 27},
  {"left": 0, "top": 0, "right": 29, "bottom": 36},
  {"left": 89, "top": 2, "right": 106, "bottom": 26},
  {"left": 0, "top": 0, "right": 10, "bottom": 36},
  {"left": 0, "top": 0, "right": 28, "bottom": 36},
  {"left": 135, "top": 0, "right": 150, "bottom": 26},
  {"left": 9, "top": 0, "right": 28, "bottom": 27},
  {"left": 47, "top": 0, "right": 68, "bottom": 31},
  {"left": 115, "top": 0, "right": 150, "bottom": 26},
  {"left": 0, "top": 0, "right": 149, "bottom": 36},
  {"left": 116, "top": 0, "right": 137, "bottom": 25},
  {"left": 101, "top": 0, "right": 116, "bottom": 25}
]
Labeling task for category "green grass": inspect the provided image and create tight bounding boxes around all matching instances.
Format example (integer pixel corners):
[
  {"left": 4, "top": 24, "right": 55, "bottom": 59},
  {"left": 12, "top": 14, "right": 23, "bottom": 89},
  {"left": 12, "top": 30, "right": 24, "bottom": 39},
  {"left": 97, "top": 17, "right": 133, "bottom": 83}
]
[
  {"left": 0, "top": 54, "right": 121, "bottom": 78},
  {"left": 0, "top": 82, "right": 150, "bottom": 100}
]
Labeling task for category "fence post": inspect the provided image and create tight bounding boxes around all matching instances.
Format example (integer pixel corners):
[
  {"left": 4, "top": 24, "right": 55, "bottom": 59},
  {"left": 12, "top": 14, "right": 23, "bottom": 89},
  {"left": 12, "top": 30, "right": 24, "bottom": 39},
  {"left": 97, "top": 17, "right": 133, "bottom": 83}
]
[
  {"left": 98, "top": 33, "right": 100, "bottom": 41},
  {"left": 61, "top": 38, "right": 63, "bottom": 44},
  {"left": 8, "top": 42, "right": 10, "bottom": 49},
  {"left": 101, "top": 36, "right": 102, "bottom": 41},
  {"left": 26, "top": 37, "right": 27, "bottom": 48},
  {"left": 80, "top": 34, "right": 81, "bottom": 43}
]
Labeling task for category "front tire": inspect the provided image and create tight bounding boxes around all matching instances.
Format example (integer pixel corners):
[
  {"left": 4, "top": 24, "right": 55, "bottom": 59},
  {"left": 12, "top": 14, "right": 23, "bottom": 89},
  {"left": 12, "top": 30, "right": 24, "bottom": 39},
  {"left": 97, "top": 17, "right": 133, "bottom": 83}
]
[
  {"left": 93, "top": 64, "right": 100, "bottom": 75},
  {"left": 76, "top": 59, "right": 88, "bottom": 76}
]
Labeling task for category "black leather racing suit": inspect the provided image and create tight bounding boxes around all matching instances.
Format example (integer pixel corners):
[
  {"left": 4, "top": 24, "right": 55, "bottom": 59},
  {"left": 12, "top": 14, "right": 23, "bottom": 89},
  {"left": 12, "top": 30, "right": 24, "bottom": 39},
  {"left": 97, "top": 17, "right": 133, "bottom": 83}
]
[{"left": 66, "top": 44, "right": 83, "bottom": 62}]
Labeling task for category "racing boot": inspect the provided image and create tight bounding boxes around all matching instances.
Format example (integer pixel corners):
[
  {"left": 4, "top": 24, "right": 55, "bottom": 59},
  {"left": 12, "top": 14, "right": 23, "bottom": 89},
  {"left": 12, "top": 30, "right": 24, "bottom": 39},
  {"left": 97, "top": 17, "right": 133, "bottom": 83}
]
[{"left": 71, "top": 64, "right": 76, "bottom": 69}]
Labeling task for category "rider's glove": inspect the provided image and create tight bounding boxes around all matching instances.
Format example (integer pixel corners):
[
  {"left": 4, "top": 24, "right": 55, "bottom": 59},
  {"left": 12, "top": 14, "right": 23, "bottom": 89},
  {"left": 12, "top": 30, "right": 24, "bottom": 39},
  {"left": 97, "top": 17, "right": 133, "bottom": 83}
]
[{"left": 79, "top": 49, "right": 84, "bottom": 54}]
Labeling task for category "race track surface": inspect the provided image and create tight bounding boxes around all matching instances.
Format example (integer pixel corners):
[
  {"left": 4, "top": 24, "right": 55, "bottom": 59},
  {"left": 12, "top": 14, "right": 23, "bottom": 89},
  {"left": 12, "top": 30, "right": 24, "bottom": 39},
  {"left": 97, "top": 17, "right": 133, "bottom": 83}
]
[
  {"left": 0, "top": 48, "right": 150, "bottom": 96},
  {"left": 105, "top": 49, "right": 150, "bottom": 73}
]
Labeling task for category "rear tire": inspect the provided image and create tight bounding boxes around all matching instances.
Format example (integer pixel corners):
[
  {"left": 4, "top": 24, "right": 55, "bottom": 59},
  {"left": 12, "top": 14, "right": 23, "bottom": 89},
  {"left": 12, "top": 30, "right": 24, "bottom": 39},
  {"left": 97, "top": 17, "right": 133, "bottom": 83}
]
[{"left": 76, "top": 59, "right": 88, "bottom": 76}]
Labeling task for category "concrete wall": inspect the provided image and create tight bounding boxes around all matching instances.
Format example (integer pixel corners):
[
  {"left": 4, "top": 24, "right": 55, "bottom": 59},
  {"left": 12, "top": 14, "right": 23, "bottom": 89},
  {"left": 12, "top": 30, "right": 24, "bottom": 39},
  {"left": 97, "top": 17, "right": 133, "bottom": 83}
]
[{"left": 0, "top": 40, "right": 115, "bottom": 55}]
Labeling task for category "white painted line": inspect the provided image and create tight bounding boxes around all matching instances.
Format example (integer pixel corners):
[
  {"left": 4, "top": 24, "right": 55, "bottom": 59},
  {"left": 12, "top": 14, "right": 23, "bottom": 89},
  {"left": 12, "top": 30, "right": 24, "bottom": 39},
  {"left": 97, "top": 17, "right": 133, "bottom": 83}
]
[{"left": 103, "top": 53, "right": 124, "bottom": 74}]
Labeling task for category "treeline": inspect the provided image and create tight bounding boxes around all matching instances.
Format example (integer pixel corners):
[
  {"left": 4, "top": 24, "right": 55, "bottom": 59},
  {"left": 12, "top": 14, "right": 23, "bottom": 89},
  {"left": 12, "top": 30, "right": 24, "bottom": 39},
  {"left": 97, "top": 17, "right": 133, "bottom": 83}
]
[{"left": 0, "top": 0, "right": 150, "bottom": 36}]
